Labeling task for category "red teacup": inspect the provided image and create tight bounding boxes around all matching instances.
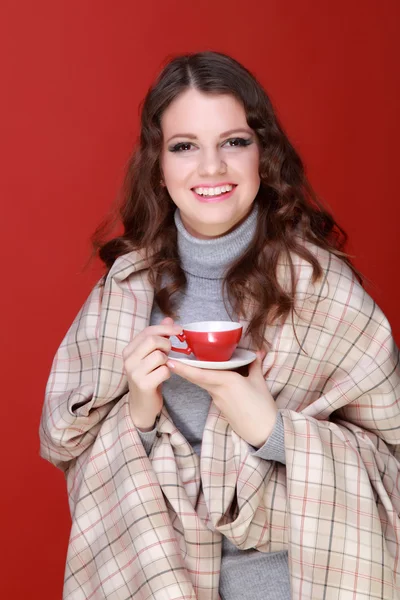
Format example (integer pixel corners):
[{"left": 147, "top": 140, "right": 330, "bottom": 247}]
[{"left": 170, "top": 321, "right": 243, "bottom": 362}]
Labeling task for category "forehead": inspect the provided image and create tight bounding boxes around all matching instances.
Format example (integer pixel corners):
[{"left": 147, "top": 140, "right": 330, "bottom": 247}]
[{"left": 160, "top": 88, "right": 248, "bottom": 136}]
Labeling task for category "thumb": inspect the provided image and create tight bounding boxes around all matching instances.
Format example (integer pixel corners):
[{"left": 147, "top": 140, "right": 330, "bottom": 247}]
[
  {"left": 161, "top": 316, "right": 175, "bottom": 325},
  {"left": 248, "top": 349, "right": 267, "bottom": 380}
]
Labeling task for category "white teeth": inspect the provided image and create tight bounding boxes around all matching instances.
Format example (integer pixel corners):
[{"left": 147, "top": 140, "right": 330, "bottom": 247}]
[{"left": 193, "top": 184, "right": 234, "bottom": 196}]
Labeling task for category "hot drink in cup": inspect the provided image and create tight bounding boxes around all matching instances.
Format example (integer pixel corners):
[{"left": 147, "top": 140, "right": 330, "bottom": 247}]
[{"left": 170, "top": 321, "right": 243, "bottom": 362}]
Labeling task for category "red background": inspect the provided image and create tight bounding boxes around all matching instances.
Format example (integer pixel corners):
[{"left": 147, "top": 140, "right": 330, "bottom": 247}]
[{"left": 1, "top": 1, "right": 399, "bottom": 596}]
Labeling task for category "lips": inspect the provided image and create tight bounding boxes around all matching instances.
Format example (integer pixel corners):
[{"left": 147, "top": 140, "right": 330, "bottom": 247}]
[
  {"left": 191, "top": 185, "right": 237, "bottom": 203},
  {"left": 190, "top": 184, "right": 237, "bottom": 193},
  {"left": 191, "top": 183, "right": 237, "bottom": 190}
]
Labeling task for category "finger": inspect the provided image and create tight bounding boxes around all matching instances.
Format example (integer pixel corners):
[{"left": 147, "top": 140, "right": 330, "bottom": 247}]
[
  {"left": 134, "top": 364, "right": 171, "bottom": 391},
  {"left": 259, "top": 348, "right": 268, "bottom": 360},
  {"left": 248, "top": 350, "right": 267, "bottom": 380},
  {"left": 139, "top": 349, "right": 168, "bottom": 377},
  {"left": 166, "top": 359, "right": 230, "bottom": 390},
  {"left": 143, "top": 335, "right": 173, "bottom": 357},
  {"left": 129, "top": 350, "right": 169, "bottom": 388},
  {"left": 122, "top": 323, "right": 182, "bottom": 359},
  {"left": 148, "top": 365, "right": 172, "bottom": 389},
  {"left": 124, "top": 337, "right": 172, "bottom": 373},
  {"left": 161, "top": 317, "right": 174, "bottom": 325}
]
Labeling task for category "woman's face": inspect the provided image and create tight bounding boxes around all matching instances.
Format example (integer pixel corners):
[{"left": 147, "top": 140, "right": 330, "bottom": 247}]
[{"left": 160, "top": 88, "right": 260, "bottom": 239}]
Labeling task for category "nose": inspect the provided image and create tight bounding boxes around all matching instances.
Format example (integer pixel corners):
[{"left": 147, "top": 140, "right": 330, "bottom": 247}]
[{"left": 198, "top": 147, "right": 227, "bottom": 177}]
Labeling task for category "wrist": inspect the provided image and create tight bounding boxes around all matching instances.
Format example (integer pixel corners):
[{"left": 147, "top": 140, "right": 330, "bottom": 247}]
[
  {"left": 128, "top": 392, "right": 160, "bottom": 431},
  {"left": 130, "top": 407, "right": 157, "bottom": 432},
  {"left": 136, "top": 423, "right": 156, "bottom": 432},
  {"left": 251, "top": 409, "right": 278, "bottom": 448},
  {"left": 131, "top": 414, "right": 157, "bottom": 431}
]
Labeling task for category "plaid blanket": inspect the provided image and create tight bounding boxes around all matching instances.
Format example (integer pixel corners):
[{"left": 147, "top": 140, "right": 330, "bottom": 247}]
[{"left": 39, "top": 242, "right": 400, "bottom": 599}]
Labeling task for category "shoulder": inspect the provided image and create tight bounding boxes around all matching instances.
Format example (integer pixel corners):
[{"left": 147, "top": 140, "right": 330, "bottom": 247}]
[
  {"left": 77, "top": 250, "right": 152, "bottom": 318},
  {"left": 294, "top": 240, "right": 360, "bottom": 297},
  {"left": 277, "top": 239, "right": 359, "bottom": 298},
  {"left": 281, "top": 240, "right": 391, "bottom": 336},
  {"left": 107, "top": 248, "right": 150, "bottom": 283}
]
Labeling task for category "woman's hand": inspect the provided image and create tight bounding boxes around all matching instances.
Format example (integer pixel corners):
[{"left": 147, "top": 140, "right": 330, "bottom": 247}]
[
  {"left": 122, "top": 317, "right": 182, "bottom": 431},
  {"left": 166, "top": 351, "right": 278, "bottom": 448}
]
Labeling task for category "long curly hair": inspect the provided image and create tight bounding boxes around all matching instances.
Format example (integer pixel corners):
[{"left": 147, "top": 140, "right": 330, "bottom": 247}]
[{"left": 92, "top": 50, "right": 363, "bottom": 352}]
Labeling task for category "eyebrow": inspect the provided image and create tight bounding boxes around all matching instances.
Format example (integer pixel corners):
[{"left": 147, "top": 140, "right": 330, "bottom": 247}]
[{"left": 166, "top": 128, "right": 254, "bottom": 144}]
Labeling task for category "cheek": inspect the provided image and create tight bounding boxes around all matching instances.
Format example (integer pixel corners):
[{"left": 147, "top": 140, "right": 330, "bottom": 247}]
[
  {"left": 246, "top": 146, "right": 260, "bottom": 174},
  {"left": 230, "top": 150, "right": 260, "bottom": 181},
  {"left": 162, "top": 156, "right": 194, "bottom": 186}
]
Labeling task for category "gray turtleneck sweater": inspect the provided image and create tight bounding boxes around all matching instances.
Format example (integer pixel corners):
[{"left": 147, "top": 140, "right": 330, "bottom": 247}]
[{"left": 138, "top": 203, "right": 291, "bottom": 599}]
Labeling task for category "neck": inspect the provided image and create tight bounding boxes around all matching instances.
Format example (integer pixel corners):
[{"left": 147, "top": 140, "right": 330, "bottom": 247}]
[
  {"left": 173, "top": 202, "right": 259, "bottom": 280},
  {"left": 179, "top": 207, "right": 256, "bottom": 240}
]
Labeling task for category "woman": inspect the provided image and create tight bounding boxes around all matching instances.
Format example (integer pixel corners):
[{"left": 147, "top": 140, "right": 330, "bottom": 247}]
[{"left": 40, "top": 51, "right": 400, "bottom": 599}]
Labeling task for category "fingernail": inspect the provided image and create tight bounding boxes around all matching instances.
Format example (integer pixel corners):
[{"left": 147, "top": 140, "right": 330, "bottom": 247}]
[{"left": 167, "top": 360, "right": 176, "bottom": 369}]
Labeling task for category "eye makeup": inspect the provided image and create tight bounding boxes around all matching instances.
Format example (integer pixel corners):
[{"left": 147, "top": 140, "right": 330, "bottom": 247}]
[{"left": 168, "top": 137, "right": 253, "bottom": 153}]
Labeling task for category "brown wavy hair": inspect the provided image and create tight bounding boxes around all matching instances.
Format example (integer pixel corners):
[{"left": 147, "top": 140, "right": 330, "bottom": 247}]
[{"left": 92, "top": 50, "right": 363, "bottom": 352}]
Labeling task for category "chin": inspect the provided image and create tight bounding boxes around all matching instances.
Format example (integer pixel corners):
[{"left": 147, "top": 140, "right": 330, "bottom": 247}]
[
  {"left": 191, "top": 215, "right": 240, "bottom": 238},
  {"left": 178, "top": 199, "right": 254, "bottom": 238}
]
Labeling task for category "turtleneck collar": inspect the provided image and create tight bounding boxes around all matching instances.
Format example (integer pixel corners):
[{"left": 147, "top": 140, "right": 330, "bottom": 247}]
[{"left": 173, "top": 202, "right": 259, "bottom": 280}]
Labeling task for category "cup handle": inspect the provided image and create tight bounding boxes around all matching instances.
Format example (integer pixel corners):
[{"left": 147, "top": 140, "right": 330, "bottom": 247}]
[{"left": 170, "top": 333, "right": 192, "bottom": 356}]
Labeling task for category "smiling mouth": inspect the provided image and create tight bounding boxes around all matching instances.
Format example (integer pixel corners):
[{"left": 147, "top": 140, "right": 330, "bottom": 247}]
[
  {"left": 191, "top": 185, "right": 237, "bottom": 203},
  {"left": 191, "top": 184, "right": 237, "bottom": 197}
]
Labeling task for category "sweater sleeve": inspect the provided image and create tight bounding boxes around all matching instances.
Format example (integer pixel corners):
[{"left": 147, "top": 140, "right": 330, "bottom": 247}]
[
  {"left": 247, "top": 410, "right": 286, "bottom": 464},
  {"left": 139, "top": 413, "right": 286, "bottom": 462},
  {"left": 137, "top": 427, "right": 158, "bottom": 455}
]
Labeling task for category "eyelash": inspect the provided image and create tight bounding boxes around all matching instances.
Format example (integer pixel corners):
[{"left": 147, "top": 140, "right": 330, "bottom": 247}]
[{"left": 169, "top": 137, "right": 253, "bottom": 153}]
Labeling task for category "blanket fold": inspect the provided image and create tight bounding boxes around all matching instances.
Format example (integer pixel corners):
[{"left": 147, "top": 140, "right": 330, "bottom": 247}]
[{"left": 39, "top": 245, "right": 400, "bottom": 599}]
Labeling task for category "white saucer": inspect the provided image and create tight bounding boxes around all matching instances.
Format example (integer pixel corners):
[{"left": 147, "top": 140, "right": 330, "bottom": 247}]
[{"left": 167, "top": 348, "right": 257, "bottom": 370}]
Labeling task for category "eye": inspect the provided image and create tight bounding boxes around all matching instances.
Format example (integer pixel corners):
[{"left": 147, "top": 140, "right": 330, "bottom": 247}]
[
  {"left": 224, "top": 137, "right": 252, "bottom": 148},
  {"left": 169, "top": 142, "right": 194, "bottom": 153},
  {"left": 168, "top": 137, "right": 253, "bottom": 153}
]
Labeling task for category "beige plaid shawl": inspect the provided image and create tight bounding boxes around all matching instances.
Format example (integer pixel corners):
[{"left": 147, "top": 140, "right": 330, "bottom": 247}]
[{"left": 40, "top": 243, "right": 400, "bottom": 600}]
